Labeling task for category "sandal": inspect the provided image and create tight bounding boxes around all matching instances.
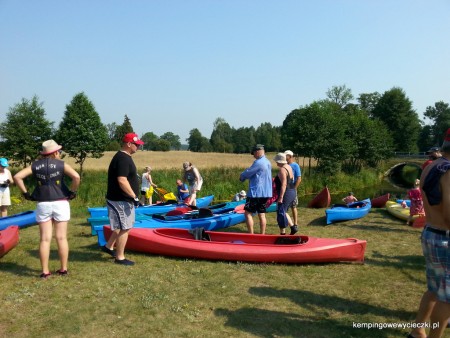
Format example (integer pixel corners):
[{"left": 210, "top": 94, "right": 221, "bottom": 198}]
[
  {"left": 56, "top": 269, "right": 68, "bottom": 276},
  {"left": 40, "top": 272, "right": 52, "bottom": 279}
]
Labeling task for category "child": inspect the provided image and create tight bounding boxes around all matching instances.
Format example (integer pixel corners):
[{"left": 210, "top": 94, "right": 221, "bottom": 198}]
[{"left": 342, "top": 192, "right": 358, "bottom": 205}]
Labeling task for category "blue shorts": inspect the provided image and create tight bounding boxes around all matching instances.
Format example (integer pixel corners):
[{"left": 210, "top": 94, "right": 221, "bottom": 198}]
[{"left": 421, "top": 226, "right": 450, "bottom": 303}]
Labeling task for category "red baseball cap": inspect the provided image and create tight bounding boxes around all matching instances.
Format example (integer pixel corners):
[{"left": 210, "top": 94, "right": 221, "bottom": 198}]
[{"left": 123, "top": 133, "right": 144, "bottom": 145}]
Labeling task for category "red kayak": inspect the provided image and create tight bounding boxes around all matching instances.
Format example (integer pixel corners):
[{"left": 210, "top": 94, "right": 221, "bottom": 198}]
[
  {"left": 104, "top": 226, "right": 366, "bottom": 264},
  {"left": 0, "top": 226, "right": 19, "bottom": 258},
  {"left": 307, "top": 187, "right": 331, "bottom": 208},
  {"left": 371, "top": 193, "right": 390, "bottom": 208}
]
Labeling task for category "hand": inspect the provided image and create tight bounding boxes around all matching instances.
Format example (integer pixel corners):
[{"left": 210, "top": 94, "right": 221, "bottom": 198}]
[
  {"left": 133, "top": 197, "right": 140, "bottom": 207},
  {"left": 68, "top": 191, "right": 77, "bottom": 200},
  {"left": 22, "top": 192, "right": 34, "bottom": 201}
]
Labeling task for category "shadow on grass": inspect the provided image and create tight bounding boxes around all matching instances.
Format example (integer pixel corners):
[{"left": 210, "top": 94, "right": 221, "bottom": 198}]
[
  {"left": 0, "top": 261, "right": 38, "bottom": 277},
  {"left": 307, "top": 216, "right": 327, "bottom": 226},
  {"left": 215, "top": 287, "right": 406, "bottom": 337}
]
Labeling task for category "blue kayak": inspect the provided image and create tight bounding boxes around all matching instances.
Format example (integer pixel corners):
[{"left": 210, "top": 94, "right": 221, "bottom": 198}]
[
  {"left": 88, "top": 199, "right": 244, "bottom": 235},
  {"left": 0, "top": 210, "right": 36, "bottom": 230},
  {"left": 95, "top": 207, "right": 245, "bottom": 246},
  {"left": 325, "top": 199, "right": 371, "bottom": 225},
  {"left": 396, "top": 199, "right": 411, "bottom": 207},
  {"left": 87, "top": 195, "right": 214, "bottom": 218}
]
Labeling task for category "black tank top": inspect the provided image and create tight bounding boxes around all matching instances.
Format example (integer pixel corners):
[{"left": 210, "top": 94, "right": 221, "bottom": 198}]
[
  {"left": 274, "top": 167, "right": 295, "bottom": 195},
  {"left": 31, "top": 158, "right": 70, "bottom": 201}
]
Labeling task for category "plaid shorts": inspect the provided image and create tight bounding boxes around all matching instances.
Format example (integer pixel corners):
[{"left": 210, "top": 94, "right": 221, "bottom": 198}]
[{"left": 421, "top": 226, "right": 450, "bottom": 303}]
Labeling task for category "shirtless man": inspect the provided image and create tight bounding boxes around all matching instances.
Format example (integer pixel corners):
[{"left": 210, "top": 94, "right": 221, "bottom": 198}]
[{"left": 408, "top": 128, "right": 450, "bottom": 338}]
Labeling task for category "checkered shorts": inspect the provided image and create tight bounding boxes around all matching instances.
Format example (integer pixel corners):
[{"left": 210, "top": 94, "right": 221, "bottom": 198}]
[{"left": 421, "top": 226, "right": 450, "bottom": 303}]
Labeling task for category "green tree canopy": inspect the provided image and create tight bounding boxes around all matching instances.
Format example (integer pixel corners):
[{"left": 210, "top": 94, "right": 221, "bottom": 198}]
[
  {"left": 357, "top": 92, "right": 381, "bottom": 117},
  {"left": 210, "top": 117, "right": 234, "bottom": 153},
  {"left": 254, "top": 122, "right": 281, "bottom": 152},
  {"left": 160, "top": 132, "right": 181, "bottom": 150},
  {"left": 187, "top": 128, "right": 212, "bottom": 152},
  {"left": 141, "top": 132, "right": 159, "bottom": 151},
  {"left": 0, "top": 95, "right": 54, "bottom": 166},
  {"left": 424, "top": 101, "right": 450, "bottom": 147},
  {"left": 326, "top": 84, "right": 354, "bottom": 108},
  {"left": 372, "top": 87, "right": 421, "bottom": 152},
  {"left": 55, "top": 92, "right": 109, "bottom": 175},
  {"left": 114, "top": 114, "right": 134, "bottom": 143}
]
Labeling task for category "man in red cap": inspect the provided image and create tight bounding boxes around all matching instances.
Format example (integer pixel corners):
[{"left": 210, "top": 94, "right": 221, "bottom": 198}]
[
  {"left": 408, "top": 129, "right": 450, "bottom": 338},
  {"left": 101, "top": 133, "right": 144, "bottom": 266}
]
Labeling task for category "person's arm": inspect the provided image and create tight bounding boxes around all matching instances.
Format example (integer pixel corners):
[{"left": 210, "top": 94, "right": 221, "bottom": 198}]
[
  {"left": 64, "top": 163, "right": 80, "bottom": 192},
  {"left": 240, "top": 161, "right": 260, "bottom": 181},
  {"left": 148, "top": 174, "right": 157, "bottom": 187},
  {"left": 117, "top": 176, "right": 137, "bottom": 199},
  {"left": 193, "top": 168, "right": 201, "bottom": 182},
  {"left": 6, "top": 169, "right": 14, "bottom": 186},
  {"left": 180, "top": 184, "right": 189, "bottom": 193},
  {"left": 13, "top": 166, "right": 33, "bottom": 194},
  {"left": 295, "top": 176, "right": 302, "bottom": 189}
]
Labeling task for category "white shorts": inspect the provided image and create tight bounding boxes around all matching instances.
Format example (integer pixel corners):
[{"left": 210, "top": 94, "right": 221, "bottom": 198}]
[
  {"left": 0, "top": 188, "right": 11, "bottom": 206},
  {"left": 36, "top": 200, "right": 71, "bottom": 223},
  {"left": 190, "top": 178, "right": 203, "bottom": 194}
]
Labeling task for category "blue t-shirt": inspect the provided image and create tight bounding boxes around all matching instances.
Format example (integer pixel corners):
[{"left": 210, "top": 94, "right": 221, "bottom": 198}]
[
  {"left": 177, "top": 183, "right": 190, "bottom": 200},
  {"left": 290, "top": 162, "right": 301, "bottom": 183},
  {"left": 239, "top": 155, "right": 273, "bottom": 198}
]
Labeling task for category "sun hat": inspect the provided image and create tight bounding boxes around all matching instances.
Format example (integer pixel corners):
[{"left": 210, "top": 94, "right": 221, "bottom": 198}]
[
  {"left": 284, "top": 150, "right": 294, "bottom": 156},
  {"left": 123, "top": 133, "right": 144, "bottom": 145},
  {"left": 273, "top": 153, "right": 287, "bottom": 164},
  {"left": 40, "top": 140, "right": 62, "bottom": 155},
  {"left": 0, "top": 158, "right": 8, "bottom": 167},
  {"left": 239, "top": 190, "right": 247, "bottom": 197}
]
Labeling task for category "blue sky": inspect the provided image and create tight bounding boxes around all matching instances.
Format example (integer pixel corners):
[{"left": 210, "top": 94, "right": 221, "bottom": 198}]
[{"left": 1, "top": 0, "right": 449, "bottom": 143}]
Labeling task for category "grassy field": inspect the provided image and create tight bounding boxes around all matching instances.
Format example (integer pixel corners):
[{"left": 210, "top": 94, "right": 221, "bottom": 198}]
[
  {"left": 1, "top": 204, "right": 430, "bottom": 337},
  {"left": 0, "top": 153, "right": 433, "bottom": 337}
]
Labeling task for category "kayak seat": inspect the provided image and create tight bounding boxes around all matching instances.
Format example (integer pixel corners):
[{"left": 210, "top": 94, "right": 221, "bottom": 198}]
[
  {"left": 166, "top": 209, "right": 184, "bottom": 216},
  {"left": 188, "top": 227, "right": 211, "bottom": 241},
  {"left": 198, "top": 208, "right": 214, "bottom": 218},
  {"left": 152, "top": 214, "right": 166, "bottom": 220},
  {"left": 274, "top": 237, "right": 301, "bottom": 245}
]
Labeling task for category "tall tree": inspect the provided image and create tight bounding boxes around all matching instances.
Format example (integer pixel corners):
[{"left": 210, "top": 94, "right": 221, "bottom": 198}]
[
  {"left": 114, "top": 115, "right": 134, "bottom": 143},
  {"left": 424, "top": 101, "right": 450, "bottom": 146},
  {"left": 254, "top": 122, "right": 282, "bottom": 152},
  {"left": 231, "top": 126, "right": 255, "bottom": 153},
  {"left": 0, "top": 95, "right": 54, "bottom": 166},
  {"left": 160, "top": 132, "right": 181, "bottom": 150},
  {"left": 357, "top": 92, "right": 381, "bottom": 117},
  {"left": 326, "top": 84, "right": 354, "bottom": 108},
  {"left": 187, "top": 128, "right": 211, "bottom": 152},
  {"left": 210, "top": 117, "right": 234, "bottom": 153},
  {"left": 372, "top": 87, "right": 421, "bottom": 152},
  {"left": 55, "top": 92, "right": 109, "bottom": 175},
  {"left": 141, "top": 132, "right": 159, "bottom": 151}
]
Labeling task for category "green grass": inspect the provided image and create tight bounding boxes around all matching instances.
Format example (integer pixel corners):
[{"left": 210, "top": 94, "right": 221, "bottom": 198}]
[{"left": 1, "top": 203, "right": 428, "bottom": 337}]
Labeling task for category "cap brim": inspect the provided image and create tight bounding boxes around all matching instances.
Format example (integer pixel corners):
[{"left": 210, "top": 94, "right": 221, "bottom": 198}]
[{"left": 134, "top": 140, "right": 144, "bottom": 145}]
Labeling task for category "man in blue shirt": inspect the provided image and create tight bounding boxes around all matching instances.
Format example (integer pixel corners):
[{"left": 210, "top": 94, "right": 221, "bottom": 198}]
[
  {"left": 239, "top": 144, "right": 272, "bottom": 234},
  {"left": 285, "top": 150, "right": 302, "bottom": 233}
]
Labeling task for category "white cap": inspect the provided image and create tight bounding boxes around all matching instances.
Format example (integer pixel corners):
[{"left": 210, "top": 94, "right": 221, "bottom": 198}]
[{"left": 284, "top": 150, "right": 294, "bottom": 156}]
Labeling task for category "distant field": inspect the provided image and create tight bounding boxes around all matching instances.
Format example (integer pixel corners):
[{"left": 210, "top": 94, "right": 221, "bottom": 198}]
[{"left": 64, "top": 150, "right": 316, "bottom": 171}]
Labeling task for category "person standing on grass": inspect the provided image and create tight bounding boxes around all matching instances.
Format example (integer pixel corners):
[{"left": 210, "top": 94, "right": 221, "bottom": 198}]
[
  {"left": 407, "top": 179, "right": 425, "bottom": 226},
  {"left": 273, "top": 153, "right": 297, "bottom": 235},
  {"left": 285, "top": 150, "right": 301, "bottom": 230},
  {"left": 408, "top": 128, "right": 450, "bottom": 338},
  {"left": 0, "top": 157, "right": 14, "bottom": 217},
  {"left": 239, "top": 144, "right": 272, "bottom": 234},
  {"left": 101, "top": 133, "right": 144, "bottom": 266},
  {"left": 140, "top": 166, "right": 157, "bottom": 205},
  {"left": 183, "top": 162, "right": 203, "bottom": 206},
  {"left": 14, "top": 140, "right": 80, "bottom": 278}
]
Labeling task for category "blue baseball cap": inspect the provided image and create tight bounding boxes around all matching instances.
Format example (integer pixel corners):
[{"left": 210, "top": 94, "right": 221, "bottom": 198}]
[{"left": 0, "top": 158, "right": 8, "bottom": 167}]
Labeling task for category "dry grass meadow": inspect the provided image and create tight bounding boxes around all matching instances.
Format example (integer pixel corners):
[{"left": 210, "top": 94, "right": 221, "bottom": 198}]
[{"left": 64, "top": 150, "right": 316, "bottom": 171}]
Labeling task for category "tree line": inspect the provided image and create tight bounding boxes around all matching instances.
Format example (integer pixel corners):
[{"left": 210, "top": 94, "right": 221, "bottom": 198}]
[{"left": 0, "top": 86, "right": 449, "bottom": 175}]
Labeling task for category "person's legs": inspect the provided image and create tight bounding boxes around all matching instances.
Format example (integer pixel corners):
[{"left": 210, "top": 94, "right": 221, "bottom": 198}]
[
  {"left": 188, "top": 192, "right": 197, "bottom": 206},
  {"left": 428, "top": 301, "right": 450, "bottom": 338},
  {"left": 0, "top": 205, "right": 7, "bottom": 217},
  {"left": 245, "top": 211, "right": 254, "bottom": 234},
  {"left": 105, "top": 230, "right": 119, "bottom": 250},
  {"left": 38, "top": 220, "right": 53, "bottom": 274},
  {"left": 258, "top": 213, "right": 266, "bottom": 235},
  {"left": 291, "top": 207, "right": 298, "bottom": 226},
  {"left": 54, "top": 221, "right": 69, "bottom": 271},
  {"left": 115, "top": 229, "right": 130, "bottom": 261}
]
